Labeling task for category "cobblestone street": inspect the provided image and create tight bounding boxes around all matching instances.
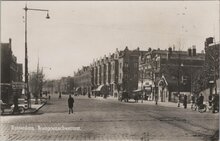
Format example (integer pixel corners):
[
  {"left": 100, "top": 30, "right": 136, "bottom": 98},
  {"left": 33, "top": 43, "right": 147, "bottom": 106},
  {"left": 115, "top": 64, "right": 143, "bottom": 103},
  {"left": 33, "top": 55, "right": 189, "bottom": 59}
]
[{"left": 0, "top": 94, "right": 219, "bottom": 141}]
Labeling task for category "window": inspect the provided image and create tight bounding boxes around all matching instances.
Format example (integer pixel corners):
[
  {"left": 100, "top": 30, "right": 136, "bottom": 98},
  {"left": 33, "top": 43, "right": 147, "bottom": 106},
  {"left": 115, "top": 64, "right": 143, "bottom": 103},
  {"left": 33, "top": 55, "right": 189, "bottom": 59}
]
[
  {"left": 134, "top": 74, "right": 137, "bottom": 78},
  {"left": 134, "top": 62, "right": 138, "bottom": 68},
  {"left": 124, "top": 62, "right": 128, "bottom": 67}
]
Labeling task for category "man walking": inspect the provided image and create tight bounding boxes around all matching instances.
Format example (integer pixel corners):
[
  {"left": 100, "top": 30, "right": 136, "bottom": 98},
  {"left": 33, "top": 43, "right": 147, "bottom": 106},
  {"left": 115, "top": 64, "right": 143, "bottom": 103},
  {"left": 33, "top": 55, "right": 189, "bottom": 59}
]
[
  {"left": 68, "top": 95, "right": 74, "bottom": 114},
  {"left": 183, "top": 94, "right": 187, "bottom": 109},
  {"left": 198, "top": 93, "right": 204, "bottom": 108}
]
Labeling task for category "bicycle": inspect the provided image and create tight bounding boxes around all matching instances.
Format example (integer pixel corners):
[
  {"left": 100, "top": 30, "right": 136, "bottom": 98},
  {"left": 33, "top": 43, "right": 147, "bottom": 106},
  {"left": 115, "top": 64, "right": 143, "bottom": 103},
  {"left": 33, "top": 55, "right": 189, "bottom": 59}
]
[{"left": 191, "top": 103, "right": 207, "bottom": 113}]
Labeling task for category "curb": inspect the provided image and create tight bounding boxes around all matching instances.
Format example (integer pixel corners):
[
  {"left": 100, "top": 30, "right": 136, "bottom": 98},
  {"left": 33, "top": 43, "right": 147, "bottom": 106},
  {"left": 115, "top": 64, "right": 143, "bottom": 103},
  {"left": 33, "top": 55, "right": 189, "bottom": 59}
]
[{"left": 33, "top": 101, "right": 47, "bottom": 113}]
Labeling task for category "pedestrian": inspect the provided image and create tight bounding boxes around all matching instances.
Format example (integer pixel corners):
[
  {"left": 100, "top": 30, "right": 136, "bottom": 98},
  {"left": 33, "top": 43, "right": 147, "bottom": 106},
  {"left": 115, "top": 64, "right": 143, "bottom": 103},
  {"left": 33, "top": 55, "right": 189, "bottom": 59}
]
[
  {"left": 59, "top": 92, "right": 62, "bottom": 99},
  {"left": 191, "top": 94, "right": 195, "bottom": 109},
  {"left": 12, "top": 93, "right": 19, "bottom": 114},
  {"left": 183, "top": 94, "right": 187, "bottom": 109},
  {"left": 88, "top": 92, "right": 91, "bottom": 98},
  {"left": 155, "top": 94, "right": 158, "bottom": 105},
  {"left": 208, "top": 94, "right": 212, "bottom": 107},
  {"left": 134, "top": 93, "right": 138, "bottom": 103},
  {"left": 212, "top": 94, "right": 219, "bottom": 113},
  {"left": 198, "top": 93, "right": 204, "bottom": 108},
  {"left": 177, "top": 94, "right": 181, "bottom": 107},
  {"left": 68, "top": 95, "right": 74, "bottom": 114}
]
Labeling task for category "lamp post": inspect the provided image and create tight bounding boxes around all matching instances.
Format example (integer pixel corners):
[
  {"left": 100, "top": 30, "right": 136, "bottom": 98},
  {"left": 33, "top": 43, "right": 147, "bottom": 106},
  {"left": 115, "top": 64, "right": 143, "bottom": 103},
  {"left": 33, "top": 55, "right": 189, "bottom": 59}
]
[
  {"left": 24, "top": 4, "right": 50, "bottom": 108},
  {"left": 177, "top": 62, "right": 184, "bottom": 107}
]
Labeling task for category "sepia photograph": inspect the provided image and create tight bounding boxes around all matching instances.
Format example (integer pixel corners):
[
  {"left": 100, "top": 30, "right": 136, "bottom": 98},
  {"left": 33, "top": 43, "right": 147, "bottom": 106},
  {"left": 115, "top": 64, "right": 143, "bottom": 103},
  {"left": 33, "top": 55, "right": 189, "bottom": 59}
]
[{"left": 0, "top": 0, "right": 219, "bottom": 140}]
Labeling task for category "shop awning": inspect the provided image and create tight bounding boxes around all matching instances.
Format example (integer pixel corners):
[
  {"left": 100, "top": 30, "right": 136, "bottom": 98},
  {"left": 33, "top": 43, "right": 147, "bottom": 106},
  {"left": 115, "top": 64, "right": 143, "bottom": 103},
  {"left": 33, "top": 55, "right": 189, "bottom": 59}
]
[
  {"left": 133, "top": 89, "right": 142, "bottom": 92},
  {"left": 96, "top": 85, "right": 104, "bottom": 91},
  {"left": 76, "top": 87, "right": 81, "bottom": 91}
]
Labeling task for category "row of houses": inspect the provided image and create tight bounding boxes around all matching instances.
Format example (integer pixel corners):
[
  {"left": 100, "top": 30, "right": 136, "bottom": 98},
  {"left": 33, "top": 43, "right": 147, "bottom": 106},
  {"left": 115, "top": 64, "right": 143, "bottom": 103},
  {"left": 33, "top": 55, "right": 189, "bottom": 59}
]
[{"left": 73, "top": 37, "right": 219, "bottom": 103}]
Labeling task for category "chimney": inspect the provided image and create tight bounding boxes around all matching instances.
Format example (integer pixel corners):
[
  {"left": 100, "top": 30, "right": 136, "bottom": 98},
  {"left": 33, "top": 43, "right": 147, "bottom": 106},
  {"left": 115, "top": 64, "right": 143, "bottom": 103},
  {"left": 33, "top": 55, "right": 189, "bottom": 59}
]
[
  {"left": 205, "top": 37, "right": 214, "bottom": 46},
  {"left": 125, "top": 46, "right": 129, "bottom": 51},
  {"left": 192, "top": 45, "right": 196, "bottom": 56},
  {"left": 188, "top": 48, "right": 192, "bottom": 56},
  {"left": 167, "top": 47, "right": 172, "bottom": 60},
  {"left": 9, "top": 38, "right": 12, "bottom": 49}
]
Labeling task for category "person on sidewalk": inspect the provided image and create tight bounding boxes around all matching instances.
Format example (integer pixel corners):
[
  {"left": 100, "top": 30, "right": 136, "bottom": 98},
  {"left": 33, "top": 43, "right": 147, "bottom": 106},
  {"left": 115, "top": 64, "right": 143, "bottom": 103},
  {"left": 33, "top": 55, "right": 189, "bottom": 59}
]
[
  {"left": 198, "top": 93, "right": 204, "bottom": 108},
  {"left": 212, "top": 94, "right": 219, "bottom": 113},
  {"left": 12, "top": 93, "right": 19, "bottom": 114},
  {"left": 88, "top": 92, "right": 91, "bottom": 98},
  {"left": 155, "top": 94, "right": 158, "bottom": 105},
  {"left": 59, "top": 92, "right": 62, "bottom": 99},
  {"left": 208, "top": 94, "right": 212, "bottom": 107},
  {"left": 183, "top": 94, "right": 187, "bottom": 109},
  {"left": 191, "top": 94, "right": 195, "bottom": 109},
  {"left": 68, "top": 95, "right": 74, "bottom": 114},
  {"left": 134, "top": 93, "right": 138, "bottom": 103}
]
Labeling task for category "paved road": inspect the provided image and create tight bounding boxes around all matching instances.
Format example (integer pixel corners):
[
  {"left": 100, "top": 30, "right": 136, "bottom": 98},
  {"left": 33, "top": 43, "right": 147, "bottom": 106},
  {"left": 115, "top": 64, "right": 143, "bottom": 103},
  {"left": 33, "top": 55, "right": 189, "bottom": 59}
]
[{"left": 0, "top": 94, "right": 219, "bottom": 141}]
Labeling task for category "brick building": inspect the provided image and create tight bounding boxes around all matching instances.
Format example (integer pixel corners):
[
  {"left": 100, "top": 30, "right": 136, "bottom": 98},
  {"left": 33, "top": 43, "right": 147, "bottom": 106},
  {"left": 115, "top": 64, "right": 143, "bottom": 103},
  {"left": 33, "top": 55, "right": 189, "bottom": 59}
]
[
  {"left": 1, "top": 38, "right": 23, "bottom": 104},
  {"left": 139, "top": 46, "right": 205, "bottom": 102},
  {"left": 1, "top": 39, "right": 23, "bottom": 83},
  {"left": 204, "top": 37, "right": 220, "bottom": 95},
  {"left": 118, "top": 47, "right": 147, "bottom": 94}
]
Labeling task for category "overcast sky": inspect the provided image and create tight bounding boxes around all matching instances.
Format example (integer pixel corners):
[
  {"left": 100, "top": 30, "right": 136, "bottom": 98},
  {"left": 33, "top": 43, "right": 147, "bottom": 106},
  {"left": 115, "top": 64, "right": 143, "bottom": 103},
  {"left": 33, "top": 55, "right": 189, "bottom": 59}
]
[{"left": 1, "top": 1, "right": 219, "bottom": 80}]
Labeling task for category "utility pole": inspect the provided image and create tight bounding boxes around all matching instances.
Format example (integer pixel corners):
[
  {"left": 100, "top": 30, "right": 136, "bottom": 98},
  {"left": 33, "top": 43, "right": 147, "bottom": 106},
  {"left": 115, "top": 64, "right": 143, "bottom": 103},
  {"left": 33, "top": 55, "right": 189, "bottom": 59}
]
[{"left": 177, "top": 50, "right": 181, "bottom": 107}]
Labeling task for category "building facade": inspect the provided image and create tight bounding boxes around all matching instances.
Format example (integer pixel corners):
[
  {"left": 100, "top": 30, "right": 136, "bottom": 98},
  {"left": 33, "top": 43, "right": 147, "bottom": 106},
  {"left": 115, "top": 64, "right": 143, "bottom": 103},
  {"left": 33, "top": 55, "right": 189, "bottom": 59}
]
[
  {"left": 74, "top": 66, "right": 92, "bottom": 95},
  {"left": 1, "top": 38, "right": 23, "bottom": 104},
  {"left": 139, "top": 46, "right": 205, "bottom": 102},
  {"left": 1, "top": 39, "right": 23, "bottom": 83},
  {"left": 204, "top": 37, "right": 220, "bottom": 95}
]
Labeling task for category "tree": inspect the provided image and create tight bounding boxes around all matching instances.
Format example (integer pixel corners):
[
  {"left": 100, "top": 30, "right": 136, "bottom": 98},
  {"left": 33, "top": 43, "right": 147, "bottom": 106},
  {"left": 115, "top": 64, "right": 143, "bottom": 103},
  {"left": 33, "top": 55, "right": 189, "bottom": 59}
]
[{"left": 29, "top": 71, "right": 44, "bottom": 103}]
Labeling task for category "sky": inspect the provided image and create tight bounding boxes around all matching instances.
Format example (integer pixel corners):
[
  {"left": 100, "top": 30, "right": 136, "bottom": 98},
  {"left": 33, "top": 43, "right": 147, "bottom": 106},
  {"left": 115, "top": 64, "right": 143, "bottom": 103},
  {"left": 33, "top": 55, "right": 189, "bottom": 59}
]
[{"left": 1, "top": 1, "right": 219, "bottom": 80}]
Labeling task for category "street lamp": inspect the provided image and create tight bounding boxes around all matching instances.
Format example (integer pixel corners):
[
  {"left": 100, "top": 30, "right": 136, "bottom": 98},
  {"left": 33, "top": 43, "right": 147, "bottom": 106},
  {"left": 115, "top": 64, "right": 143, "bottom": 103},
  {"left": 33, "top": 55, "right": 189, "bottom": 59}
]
[{"left": 24, "top": 4, "right": 50, "bottom": 108}]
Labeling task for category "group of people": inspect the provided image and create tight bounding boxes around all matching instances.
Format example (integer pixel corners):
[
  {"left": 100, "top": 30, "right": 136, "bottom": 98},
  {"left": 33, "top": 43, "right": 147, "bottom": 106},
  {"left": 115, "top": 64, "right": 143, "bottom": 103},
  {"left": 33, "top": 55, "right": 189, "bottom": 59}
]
[
  {"left": 191, "top": 93, "right": 219, "bottom": 113},
  {"left": 191, "top": 93, "right": 204, "bottom": 108}
]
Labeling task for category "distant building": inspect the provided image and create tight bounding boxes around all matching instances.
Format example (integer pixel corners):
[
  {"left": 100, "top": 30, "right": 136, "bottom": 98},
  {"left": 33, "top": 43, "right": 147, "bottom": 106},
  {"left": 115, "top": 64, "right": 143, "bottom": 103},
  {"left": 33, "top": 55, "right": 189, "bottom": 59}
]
[
  {"left": 60, "top": 76, "right": 74, "bottom": 94},
  {"left": 109, "top": 49, "right": 119, "bottom": 97},
  {"left": 74, "top": 66, "right": 92, "bottom": 95}
]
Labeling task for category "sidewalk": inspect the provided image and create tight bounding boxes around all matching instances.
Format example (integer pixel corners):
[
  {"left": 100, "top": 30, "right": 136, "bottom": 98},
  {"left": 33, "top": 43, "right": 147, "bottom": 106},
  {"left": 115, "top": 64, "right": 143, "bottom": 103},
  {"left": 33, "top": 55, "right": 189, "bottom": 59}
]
[
  {"left": 2, "top": 99, "right": 47, "bottom": 115},
  {"left": 25, "top": 100, "right": 47, "bottom": 114},
  {"left": 92, "top": 95, "right": 194, "bottom": 110}
]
